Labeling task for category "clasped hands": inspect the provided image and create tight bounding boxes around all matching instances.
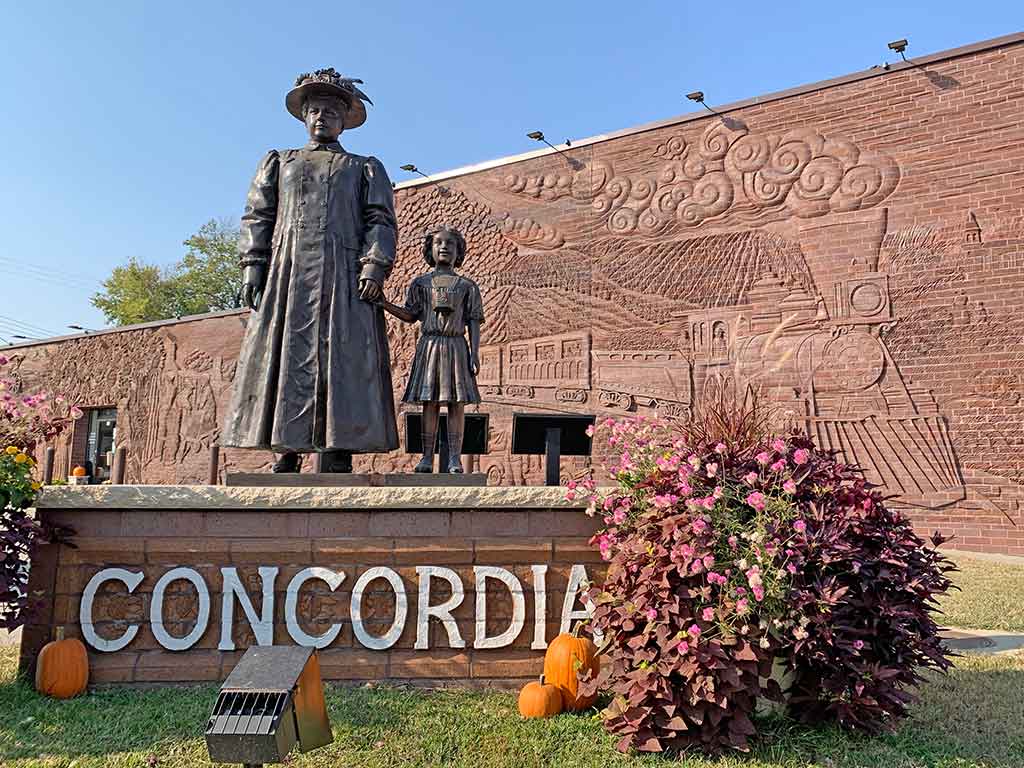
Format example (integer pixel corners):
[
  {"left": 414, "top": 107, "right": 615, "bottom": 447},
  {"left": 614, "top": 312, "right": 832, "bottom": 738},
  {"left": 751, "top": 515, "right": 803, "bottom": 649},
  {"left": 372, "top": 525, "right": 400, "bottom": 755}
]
[{"left": 241, "top": 264, "right": 381, "bottom": 310}]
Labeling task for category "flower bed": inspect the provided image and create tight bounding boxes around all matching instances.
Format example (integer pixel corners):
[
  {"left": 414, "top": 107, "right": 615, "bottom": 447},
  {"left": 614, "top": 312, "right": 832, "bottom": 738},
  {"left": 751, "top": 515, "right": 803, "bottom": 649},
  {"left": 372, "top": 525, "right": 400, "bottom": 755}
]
[
  {"left": 1, "top": 354, "right": 78, "bottom": 631},
  {"left": 572, "top": 407, "right": 955, "bottom": 755}
]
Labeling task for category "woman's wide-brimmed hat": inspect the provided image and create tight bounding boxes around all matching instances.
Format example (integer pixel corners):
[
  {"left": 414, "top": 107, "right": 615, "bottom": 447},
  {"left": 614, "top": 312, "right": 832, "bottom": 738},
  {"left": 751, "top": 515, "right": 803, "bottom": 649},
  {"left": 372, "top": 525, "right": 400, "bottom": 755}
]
[{"left": 285, "top": 68, "right": 373, "bottom": 130}]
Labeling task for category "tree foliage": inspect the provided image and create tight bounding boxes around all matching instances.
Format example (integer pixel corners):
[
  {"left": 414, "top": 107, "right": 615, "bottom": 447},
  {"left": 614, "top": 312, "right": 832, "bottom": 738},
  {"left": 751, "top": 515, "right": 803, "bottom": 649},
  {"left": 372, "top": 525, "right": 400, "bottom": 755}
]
[{"left": 91, "top": 219, "right": 241, "bottom": 325}]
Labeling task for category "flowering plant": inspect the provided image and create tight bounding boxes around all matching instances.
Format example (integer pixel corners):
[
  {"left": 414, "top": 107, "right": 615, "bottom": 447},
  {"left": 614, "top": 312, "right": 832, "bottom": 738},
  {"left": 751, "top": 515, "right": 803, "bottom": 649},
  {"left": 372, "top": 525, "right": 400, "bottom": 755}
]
[
  {"left": 1, "top": 354, "right": 79, "bottom": 630},
  {"left": 573, "top": 400, "right": 954, "bottom": 754}
]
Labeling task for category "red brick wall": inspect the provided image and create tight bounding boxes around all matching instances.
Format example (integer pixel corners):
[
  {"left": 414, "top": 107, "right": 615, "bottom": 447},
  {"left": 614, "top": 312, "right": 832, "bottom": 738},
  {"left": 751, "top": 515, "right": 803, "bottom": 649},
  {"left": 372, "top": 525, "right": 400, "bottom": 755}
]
[
  {"left": 20, "top": 501, "right": 603, "bottom": 686},
  {"left": 6, "top": 35, "right": 1024, "bottom": 552}
]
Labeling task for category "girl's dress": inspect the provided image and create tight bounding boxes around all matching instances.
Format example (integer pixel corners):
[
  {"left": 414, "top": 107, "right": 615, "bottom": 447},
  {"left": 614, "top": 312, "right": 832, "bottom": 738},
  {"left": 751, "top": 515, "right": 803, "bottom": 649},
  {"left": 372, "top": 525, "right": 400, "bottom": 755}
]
[{"left": 401, "top": 272, "right": 484, "bottom": 404}]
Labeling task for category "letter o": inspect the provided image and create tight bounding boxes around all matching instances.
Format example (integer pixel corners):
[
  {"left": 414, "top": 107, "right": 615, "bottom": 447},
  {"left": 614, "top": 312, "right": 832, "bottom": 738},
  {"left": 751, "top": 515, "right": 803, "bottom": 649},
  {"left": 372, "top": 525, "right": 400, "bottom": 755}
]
[
  {"left": 150, "top": 567, "right": 210, "bottom": 651},
  {"left": 350, "top": 567, "right": 407, "bottom": 650}
]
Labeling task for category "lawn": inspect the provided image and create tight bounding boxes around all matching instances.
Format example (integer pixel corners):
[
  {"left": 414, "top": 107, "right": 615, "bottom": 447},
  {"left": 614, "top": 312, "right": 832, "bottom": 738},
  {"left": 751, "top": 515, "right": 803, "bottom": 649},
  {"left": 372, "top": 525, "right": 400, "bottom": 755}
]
[
  {"left": 2, "top": 552, "right": 1023, "bottom": 768},
  {"left": 937, "top": 552, "right": 1024, "bottom": 632}
]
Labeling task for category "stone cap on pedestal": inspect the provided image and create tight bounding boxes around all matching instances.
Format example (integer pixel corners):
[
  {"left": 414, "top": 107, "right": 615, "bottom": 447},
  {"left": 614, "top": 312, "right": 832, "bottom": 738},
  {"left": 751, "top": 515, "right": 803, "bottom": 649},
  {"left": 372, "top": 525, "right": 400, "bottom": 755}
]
[{"left": 34, "top": 484, "right": 591, "bottom": 511}]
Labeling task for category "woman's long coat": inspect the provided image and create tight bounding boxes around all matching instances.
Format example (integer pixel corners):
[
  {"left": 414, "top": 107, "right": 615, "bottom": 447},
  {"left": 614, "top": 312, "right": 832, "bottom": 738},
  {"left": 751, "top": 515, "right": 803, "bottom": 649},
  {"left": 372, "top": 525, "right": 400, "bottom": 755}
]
[{"left": 222, "top": 141, "right": 399, "bottom": 454}]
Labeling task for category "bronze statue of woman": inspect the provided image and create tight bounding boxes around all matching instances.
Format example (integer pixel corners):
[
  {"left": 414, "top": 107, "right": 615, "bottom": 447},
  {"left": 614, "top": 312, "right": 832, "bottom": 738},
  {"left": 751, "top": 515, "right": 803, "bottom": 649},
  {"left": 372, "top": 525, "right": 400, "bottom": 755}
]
[{"left": 221, "top": 68, "right": 399, "bottom": 472}]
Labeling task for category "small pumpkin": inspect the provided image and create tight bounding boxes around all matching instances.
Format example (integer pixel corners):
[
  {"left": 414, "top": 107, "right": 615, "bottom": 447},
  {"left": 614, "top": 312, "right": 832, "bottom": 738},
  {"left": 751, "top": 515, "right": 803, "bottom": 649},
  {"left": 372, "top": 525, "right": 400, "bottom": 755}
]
[
  {"left": 543, "top": 631, "right": 600, "bottom": 711},
  {"left": 34, "top": 627, "right": 89, "bottom": 699},
  {"left": 71, "top": 465, "right": 87, "bottom": 477},
  {"left": 518, "top": 674, "right": 562, "bottom": 718}
]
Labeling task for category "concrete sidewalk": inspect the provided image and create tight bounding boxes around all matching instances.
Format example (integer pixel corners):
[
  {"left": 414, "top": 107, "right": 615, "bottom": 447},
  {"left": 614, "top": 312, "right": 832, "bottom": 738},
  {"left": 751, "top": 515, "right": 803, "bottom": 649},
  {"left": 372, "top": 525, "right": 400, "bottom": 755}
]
[{"left": 941, "top": 627, "right": 1024, "bottom": 654}]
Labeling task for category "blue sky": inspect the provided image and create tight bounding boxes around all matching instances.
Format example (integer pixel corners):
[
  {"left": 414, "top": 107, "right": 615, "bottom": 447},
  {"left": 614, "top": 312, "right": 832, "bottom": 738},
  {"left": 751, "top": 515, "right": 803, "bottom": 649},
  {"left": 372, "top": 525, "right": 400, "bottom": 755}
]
[{"left": 0, "top": 1, "right": 1019, "bottom": 342}]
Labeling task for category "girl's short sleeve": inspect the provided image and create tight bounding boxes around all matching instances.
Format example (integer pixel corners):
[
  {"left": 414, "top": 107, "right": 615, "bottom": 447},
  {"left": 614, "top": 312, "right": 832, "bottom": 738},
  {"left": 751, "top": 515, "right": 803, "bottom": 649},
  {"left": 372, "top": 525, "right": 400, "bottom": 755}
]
[
  {"left": 404, "top": 278, "right": 424, "bottom": 319},
  {"left": 467, "top": 280, "right": 485, "bottom": 323}
]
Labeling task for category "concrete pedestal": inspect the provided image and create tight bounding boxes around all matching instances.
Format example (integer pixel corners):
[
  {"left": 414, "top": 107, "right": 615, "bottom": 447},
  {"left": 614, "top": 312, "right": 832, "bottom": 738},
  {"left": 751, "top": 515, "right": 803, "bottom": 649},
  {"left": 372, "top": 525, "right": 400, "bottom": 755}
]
[{"left": 20, "top": 485, "right": 603, "bottom": 688}]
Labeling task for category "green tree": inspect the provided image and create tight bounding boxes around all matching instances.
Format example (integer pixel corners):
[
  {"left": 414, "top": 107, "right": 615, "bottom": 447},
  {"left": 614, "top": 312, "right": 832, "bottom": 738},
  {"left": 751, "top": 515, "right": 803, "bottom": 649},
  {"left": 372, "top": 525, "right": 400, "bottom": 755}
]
[
  {"left": 91, "top": 219, "right": 242, "bottom": 325},
  {"left": 89, "top": 258, "right": 178, "bottom": 326}
]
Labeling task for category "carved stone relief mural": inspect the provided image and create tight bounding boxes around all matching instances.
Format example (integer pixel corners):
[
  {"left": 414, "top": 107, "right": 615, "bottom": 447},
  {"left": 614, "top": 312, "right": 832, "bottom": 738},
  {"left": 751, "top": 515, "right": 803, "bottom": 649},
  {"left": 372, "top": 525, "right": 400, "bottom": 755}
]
[{"left": 499, "top": 122, "right": 900, "bottom": 235}]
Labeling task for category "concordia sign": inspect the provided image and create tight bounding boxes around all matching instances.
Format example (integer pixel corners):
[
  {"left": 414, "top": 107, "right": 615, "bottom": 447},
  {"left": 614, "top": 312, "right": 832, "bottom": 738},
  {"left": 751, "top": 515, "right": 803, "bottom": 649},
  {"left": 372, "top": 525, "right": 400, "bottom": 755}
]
[{"left": 79, "top": 563, "right": 599, "bottom": 654}]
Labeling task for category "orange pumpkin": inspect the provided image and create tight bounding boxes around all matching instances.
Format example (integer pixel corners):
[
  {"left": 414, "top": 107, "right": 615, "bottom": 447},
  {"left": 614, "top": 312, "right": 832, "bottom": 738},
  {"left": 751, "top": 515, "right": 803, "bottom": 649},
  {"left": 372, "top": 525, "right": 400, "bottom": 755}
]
[
  {"left": 543, "top": 631, "right": 600, "bottom": 711},
  {"left": 518, "top": 675, "right": 563, "bottom": 718},
  {"left": 34, "top": 627, "right": 89, "bottom": 699},
  {"left": 71, "top": 465, "right": 87, "bottom": 477}
]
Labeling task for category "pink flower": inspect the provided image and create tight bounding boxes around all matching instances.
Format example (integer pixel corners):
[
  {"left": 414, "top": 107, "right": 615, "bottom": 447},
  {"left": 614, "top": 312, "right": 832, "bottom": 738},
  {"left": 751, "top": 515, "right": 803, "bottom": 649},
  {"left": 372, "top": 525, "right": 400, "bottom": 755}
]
[
  {"left": 745, "top": 567, "right": 762, "bottom": 588},
  {"left": 756, "top": 451, "right": 772, "bottom": 465},
  {"left": 646, "top": 608, "right": 658, "bottom": 620},
  {"left": 585, "top": 424, "right": 595, "bottom": 437},
  {"left": 679, "top": 543, "right": 694, "bottom": 558},
  {"left": 736, "top": 598, "right": 749, "bottom": 614},
  {"left": 701, "top": 607, "right": 715, "bottom": 621},
  {"left": 744, "top": 471, "right": 758, "bottom": 485},
  {"left": 793, "top": 519, "right": 807, "bottom": 533},
  {"left": 0, "top": 355, "right": 8, "bottom": 365},
  {"left": 566, "top": 491, "right": 577, "bottom": 501},
  {"left": 687, "top": 624, "right": 701, "bottom": 636},
  {"left": 701, "top": 496, "right": 715, "bottom": 511},
  {"left": 612, "top": 509, "right": 626, "bottom": 524},
  {"left": 793, "top": 448, "right": 810, "bottom": 465},
  {"left": 702, "top": 554, "right": 715, "bottom": 568},
  {"left": 690, "top": 559, "right": 704, "bottom": 575},
  {"left": 786, "top": 563, "right": 797, "bottom": 574},
  {"left": 70, "top": 406, "right": 83, "bottom": 419},
  {"left": 677, "top": 640, "right": 690, "bottom": 654},
  {"left": 752, "top": 585, "right": 765, "bottom": 602},
  {"left": 566, "top": 480, "right": 577, "bottom": 490},
  {"left": 705, "top": 462, "right": 718, "bottom": 478},
  {"left": 687, "top": 454, "right": 701, "bottom": 470},
  {"left": 745, "top": 491, "right": 766, "bottom": 512},
  {"left": 652, "top": 493, "right": 678, "bottom": 509},
  {"left": 783, "top": 479, "right": 797, "bottom": 494},
  {"left": 712, "top": 486, "right": 723, "bottom": 499},
  {"left": 691, "top": 517, "right": 708, "bottom": 535},
  {"left": 714, "top": 442, "right": 726, "bottom": 454},
  {"left": 770, "top": 459, "right": 786, "bottom": 473},
  {"left": 707, "top": 572, "right": 727, "bottom": 586},
  {"left": 772, "top": 438, "right": 787, "bottom": 452},
  {"left": 735, "top": 586, "right": 747, "bottom": 596},
  {"left": 862, "top": 497, "right": 873, "bottom": 510}
]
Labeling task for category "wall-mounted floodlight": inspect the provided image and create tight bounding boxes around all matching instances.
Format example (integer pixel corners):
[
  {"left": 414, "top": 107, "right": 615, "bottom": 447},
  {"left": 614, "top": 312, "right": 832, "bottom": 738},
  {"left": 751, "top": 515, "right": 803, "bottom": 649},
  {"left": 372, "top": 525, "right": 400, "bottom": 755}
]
[
  {"left": 888, "top": 39, "right": 909, "bottom": 62},
  {"left": 686, "top": 90, "right": 717, "bottom": 114},
  {"left": 400, "top": 164, "right": 430, "bottom": 179}
]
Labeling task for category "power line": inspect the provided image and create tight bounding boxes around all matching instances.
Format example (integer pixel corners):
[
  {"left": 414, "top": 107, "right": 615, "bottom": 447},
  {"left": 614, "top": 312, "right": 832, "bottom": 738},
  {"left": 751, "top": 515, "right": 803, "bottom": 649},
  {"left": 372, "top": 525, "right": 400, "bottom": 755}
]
[
  {"left": 0, "top": 265, "right": 90, "bottom": 291},
  {"left": 0, "top": 256, "right": 101, "bottom": 285},
  {"left": 0, "top": 314, "right": 60, "bottom": 337}
]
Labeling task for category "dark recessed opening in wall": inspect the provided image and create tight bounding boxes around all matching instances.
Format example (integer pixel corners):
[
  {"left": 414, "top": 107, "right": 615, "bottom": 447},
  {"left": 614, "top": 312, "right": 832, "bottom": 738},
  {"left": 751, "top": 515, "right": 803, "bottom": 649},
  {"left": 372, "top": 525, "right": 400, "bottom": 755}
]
[{"left": 83, "top": 407, "right": 117, "bottom": 481}]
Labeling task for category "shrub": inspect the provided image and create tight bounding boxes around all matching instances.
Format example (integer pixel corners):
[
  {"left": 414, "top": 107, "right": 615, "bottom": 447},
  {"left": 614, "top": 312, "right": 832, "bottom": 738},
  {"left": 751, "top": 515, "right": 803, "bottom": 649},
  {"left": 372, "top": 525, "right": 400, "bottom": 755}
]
[
  {"left": 1, "top": 354, "right": 79, "bottom": 631},
  {"left": 574, "top": 407, "right": 954, "bottom": 754}
]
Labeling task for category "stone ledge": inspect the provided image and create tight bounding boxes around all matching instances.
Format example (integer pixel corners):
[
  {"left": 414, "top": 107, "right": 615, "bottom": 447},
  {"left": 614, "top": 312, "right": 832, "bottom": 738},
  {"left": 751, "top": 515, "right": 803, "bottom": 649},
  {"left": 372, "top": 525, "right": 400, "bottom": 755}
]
[{"left": 35, "top": 484, "right": 591, "bottom": 511}]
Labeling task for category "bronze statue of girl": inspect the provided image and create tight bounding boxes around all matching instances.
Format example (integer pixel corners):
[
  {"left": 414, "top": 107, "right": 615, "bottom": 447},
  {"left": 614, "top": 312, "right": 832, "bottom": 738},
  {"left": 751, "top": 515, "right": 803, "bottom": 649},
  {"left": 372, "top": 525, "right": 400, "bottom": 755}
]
[{"left": 380, "top": 226, "right": 484, "bottom": 473}]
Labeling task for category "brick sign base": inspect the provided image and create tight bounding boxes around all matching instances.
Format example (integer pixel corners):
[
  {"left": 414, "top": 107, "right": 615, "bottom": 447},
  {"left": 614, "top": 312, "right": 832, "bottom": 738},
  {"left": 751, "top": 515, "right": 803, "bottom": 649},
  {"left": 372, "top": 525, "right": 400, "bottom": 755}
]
[{"left": 20, "top": 485, "right": 602, "bottom": 687}]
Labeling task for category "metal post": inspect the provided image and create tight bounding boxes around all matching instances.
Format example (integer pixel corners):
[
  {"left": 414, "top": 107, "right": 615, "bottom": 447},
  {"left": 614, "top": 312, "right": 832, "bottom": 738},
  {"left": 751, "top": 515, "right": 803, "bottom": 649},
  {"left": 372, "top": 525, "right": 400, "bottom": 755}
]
[
  {"left": 42, "top": 446, "right": 55, "bottom": 484},
  {"left": 111, "top": 447, "right": 127, "bottom": 485},
  {"left": 544, "top": 427, "right": 561, "bottom": 487},
  {"left": 208, "top": 446, "right": 220, "bottom": 485}
]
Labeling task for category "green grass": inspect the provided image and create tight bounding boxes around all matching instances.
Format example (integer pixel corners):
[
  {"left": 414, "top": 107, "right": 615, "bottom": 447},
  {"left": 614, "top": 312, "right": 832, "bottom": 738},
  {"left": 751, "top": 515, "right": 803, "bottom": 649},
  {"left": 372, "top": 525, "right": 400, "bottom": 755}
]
[
  {"left": 937, "top": 553, "right": 1024, "bottom": 632},
  {"left": 2, "top": 646, "right": 1024, "bottom": 768},
  {"left": 3, "top": 553, "right": 1023, "bottom": 768}
]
